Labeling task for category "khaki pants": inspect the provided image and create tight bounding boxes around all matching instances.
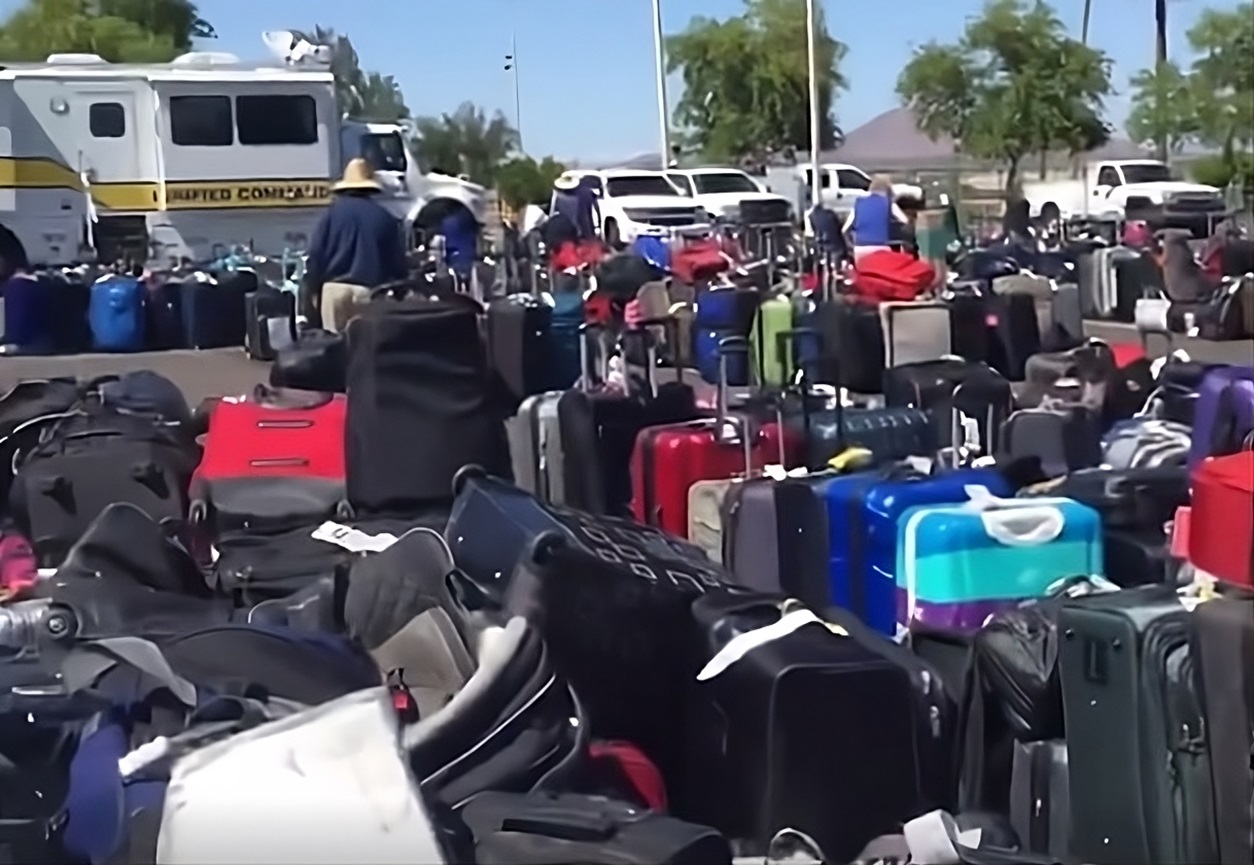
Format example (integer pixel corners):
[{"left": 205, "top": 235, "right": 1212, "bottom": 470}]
[{"left": 321, "top": 282, "right": 372, "bottom": 333}]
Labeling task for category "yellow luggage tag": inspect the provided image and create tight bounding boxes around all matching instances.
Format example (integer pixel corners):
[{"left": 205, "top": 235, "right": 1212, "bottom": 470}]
[{"left": 827, "top": 447, "right": 874, "bottom": 473}]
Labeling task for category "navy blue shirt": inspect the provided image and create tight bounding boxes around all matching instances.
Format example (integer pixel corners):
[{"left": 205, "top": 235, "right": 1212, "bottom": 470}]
[
  {"left": 440, "top": 210, "right": 478, "bottom": 277},
  {"left": 306, "top": 193, "right": 407, "bottom": 288}
]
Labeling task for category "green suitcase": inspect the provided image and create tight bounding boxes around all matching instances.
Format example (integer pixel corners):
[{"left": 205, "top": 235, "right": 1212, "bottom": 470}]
[{"left": 750, "top": 293, "right": 795, "bottom": 387}]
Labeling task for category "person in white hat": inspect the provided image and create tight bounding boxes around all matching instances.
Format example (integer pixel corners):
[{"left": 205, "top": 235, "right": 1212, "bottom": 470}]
[{"left": 305, "top": 158, "right": 407, "bottom": 332}]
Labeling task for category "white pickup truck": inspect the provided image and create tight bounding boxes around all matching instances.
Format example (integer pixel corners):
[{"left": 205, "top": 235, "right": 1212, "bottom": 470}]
[
  {"left": 663, "top": 167, "right": 792, "bottom": 223},
  {"left": 763, "top": 163, "right": 925, "bottom": 216},
  {"left": 1023, "top": 159, "right": 1225, "bottom": 237},
  {"left": 551, "top": 169, "right": 707, "bottom": 247}
]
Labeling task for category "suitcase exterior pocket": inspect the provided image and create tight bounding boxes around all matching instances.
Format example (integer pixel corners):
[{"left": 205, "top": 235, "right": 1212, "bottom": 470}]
[
  {"left": 1009, "top": 739, "right": 1070, "bottom": 859},
  {"left": 244, "top": 289, "right": 296, "bottom": 362}
]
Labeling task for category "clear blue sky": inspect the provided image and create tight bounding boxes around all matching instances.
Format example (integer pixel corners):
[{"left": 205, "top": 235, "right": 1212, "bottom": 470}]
[{"left": 1, "top": 0, "right": 1240, "bottom": 160}]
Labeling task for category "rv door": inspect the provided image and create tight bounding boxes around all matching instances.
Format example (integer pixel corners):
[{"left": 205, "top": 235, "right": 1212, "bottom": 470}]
[{"left": 67, "top": 87, "right": 146, "bottom": 209}]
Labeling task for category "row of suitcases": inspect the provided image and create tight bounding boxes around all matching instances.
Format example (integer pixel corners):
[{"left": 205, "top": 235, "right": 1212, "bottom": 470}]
[{"left": 1, "top": 268, "right": 290, "bottom": 355}]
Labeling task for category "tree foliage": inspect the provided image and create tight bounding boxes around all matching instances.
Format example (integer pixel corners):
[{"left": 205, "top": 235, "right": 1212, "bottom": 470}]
[
  {"left": 666, "top": 0, "right": 847, "bottom": 160},
  {"left": 897, "top": 0, "right": 1112, "bottom": 196},
  {"left": 0, "top": 0, "right": 212, "bottom": 62},
  {"left": 496, "top": 156, "right": 567, "bottom": 209},
  {"left": 1126, "top": 62, "right": 1200, "bottom": 153},
  {"left": 411, "top": 102, "right": 519, "bottom": 185},
  {"left": 296, "top": 26, "right": 408, "bottom": 123}
]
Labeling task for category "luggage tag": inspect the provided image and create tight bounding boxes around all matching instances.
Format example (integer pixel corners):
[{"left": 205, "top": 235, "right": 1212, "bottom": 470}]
[
  {"left": 697, "top": 601, "right": 846, "bottom": 681},
  {"left": 311, "top": 521, "right": 399, "bottom": 553}
]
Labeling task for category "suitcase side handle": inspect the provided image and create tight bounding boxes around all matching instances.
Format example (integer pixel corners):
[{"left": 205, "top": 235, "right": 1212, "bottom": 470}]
[
  {"left": 247, "top": 457, "right": 310, "bottom": 468},
  {"left": 255, "top": 420, "right": 314, "bottom": 430}
]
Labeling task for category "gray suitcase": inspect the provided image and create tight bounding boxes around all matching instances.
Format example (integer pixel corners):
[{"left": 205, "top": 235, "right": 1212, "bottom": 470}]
[
  {"left": 879, "top": 300, "right": 952, "bottom": 369},
  {"left": 1049, "top": 282, "right": 1084, "bottom": 349},
  {"left": 1009, "top": 739, "right": 1070, "bottom": 860},
  {"left": 506, "top": 391, "right": 566, "bottom": 503}
]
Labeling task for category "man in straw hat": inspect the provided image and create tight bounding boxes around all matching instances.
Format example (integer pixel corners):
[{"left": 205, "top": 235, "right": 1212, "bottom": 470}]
[{"left": 305, "top": 157, "right": 407, "bottom": 332}]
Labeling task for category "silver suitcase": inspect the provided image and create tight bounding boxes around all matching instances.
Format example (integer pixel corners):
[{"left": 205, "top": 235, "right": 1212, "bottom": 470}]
[
  {"left": 878, "top": 300, "right": 952, "bottom": 369},
  {"left": 506, "top": 391, "right": 567, "bottom": 503}
]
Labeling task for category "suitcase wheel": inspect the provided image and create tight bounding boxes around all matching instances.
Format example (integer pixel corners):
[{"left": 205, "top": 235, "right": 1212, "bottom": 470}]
[
  {"left": 188, "top": 500, "right": 208, "bottom": 524},
  {"left": 42, "top": 607, "right": 78, "bottom": 641},
  {"left": 527, "top": 530, "right": 566, "bottom": 567},
  {"left": 37, "top": 475, "right": 70, "bottom": 497},
  {"left": 334, "top": 500, "right": 355, "bottom": 520},
  {"left": 451, "top": 464, "right": 487, "bottom": 496}
]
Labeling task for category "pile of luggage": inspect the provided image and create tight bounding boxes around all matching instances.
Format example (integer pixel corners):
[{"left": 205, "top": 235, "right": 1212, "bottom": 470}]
[
  {"left": 1, "top": 258, "right": 298, "bottom": 358},
  {"left": 0, "top": 253, "right": 1250, "bottom": 865}
]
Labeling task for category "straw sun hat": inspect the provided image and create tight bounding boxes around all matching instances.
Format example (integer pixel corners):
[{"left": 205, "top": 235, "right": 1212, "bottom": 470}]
[
  {"left": 552, "top": 174, "right": 580, "bottom": 191},
  {"left": 332, "top": 158, "right": 382, "bottom": 193}
]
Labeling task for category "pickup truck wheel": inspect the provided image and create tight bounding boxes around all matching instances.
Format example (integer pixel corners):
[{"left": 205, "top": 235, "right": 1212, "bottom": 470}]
[{"left": 604, "top": 220, "right": 623, "bottom": 250}]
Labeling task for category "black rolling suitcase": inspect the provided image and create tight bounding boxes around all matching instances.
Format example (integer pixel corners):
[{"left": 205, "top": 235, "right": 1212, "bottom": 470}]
[
  {"left": 179, "top": 276, "right": 247, "bottom": 349},
  {"left": 883, "top": 358, "right": 1012, "bottom": 452},
  {"left": 244, "top": 288, "right": 296, "bottom": 362},
  {"left": 787, "top": 400, "right": 936, "bottom": 468},
  {"left": 459, "top": 792, "right": 732, "bottom": 865},
  {"left": 9, "top": 407, "right": 199, "bottom": 567},
  {"left": 1008, "top": 739, "right": 1070, "bottom": 860},
  {"left": 269, "top": 329, "right": 346, "bottom": 393},
  {"left": 1189, "top": 591, "right": 1254, "bottom": 865},
  {"left": 813, "top": 297, "right": 884, "bottom": 393},
  {"left": 344, "top": 293, "right": 510, "bottom": 514},
  {"left": 677, "top": 591, "right": 945, "bottom": 864},
  {"left": 486, "top": 294, "right": 552, "bottom": 407},
  {"left": 985, "top": 292, "right": 1040, "bottom": 382},
  {"left": 145, "top": 281, "right": 185, "bottom": 350},
  {"left": 945, "top": 288, "right": 993, "bottom": 366},
  {"left": 42, "top": 275, "right": 92, "bottom": 354},
  {"left": 1114, "top": 254, "right": 1162, "bottom": 323},
  {"left": 1059, "top": 586, "right": 1221, "bottom": 865}
]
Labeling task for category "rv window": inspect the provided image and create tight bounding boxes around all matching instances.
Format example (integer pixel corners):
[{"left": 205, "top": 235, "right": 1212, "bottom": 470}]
[
  {"left": 236, "top": 95, "right": 318, "bottom": 146},
  {"left": 89, "top": 102, "right": 125, "bottom": 138},
  {"left": 170, "top": 96, "right": 233, "bottom": 146}
]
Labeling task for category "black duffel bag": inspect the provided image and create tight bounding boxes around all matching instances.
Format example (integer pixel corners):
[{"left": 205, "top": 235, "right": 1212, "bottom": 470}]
[{"left": 269, "top": 329, "right": 347, "bottom": 393}]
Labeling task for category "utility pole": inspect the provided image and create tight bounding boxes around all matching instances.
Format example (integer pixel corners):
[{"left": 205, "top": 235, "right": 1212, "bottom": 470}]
[
  {"left": 805, "top": 0, "right": 822, "bottom": 211},
  {"left": 651, "top": 0, "right": 672, "bottom": 166},
  {"left": 504, "top": 32, "right": 524, "bottom": 153}
]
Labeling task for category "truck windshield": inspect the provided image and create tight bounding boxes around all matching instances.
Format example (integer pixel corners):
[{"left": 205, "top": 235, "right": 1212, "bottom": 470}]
[
  {"left": 360, "top": 132, "right": 408, "bottom": 173},
  {"left": 606, "top": 175, "right": 680, "bottom": 197},
  {"left": 692, "top": 172, "right": 759, "bottom": 194},
  {"left": 1121, "top": 163, "right": 1172, "bottom": 184}
]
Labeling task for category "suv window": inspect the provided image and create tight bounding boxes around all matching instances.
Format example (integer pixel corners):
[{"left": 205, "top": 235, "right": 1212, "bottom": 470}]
[
  {"left": 691, "top": 172, "right": 758, "bottom": 195},
  {"left": 1096, "top": 166, "right": 1122, "bottom": 187},
  {"left": 605, "top": 175, "right": 678, "bottom": 197},
  {"left": 89, "top": 102, "right": 125, "bottom": 138},
  {"left": 170, "top": 96, "right": 233, "bottom": 146},
  {"left": 835, "top": 169, "right": 871, "bottom": 191},
  {"left": 803, "top": 169, "right": 832, "bottom": 189},
  {"left": 667, "top": 173, "right": 694, "bottom": 195},
  {"left": 236, "top": 95, "right": 317, "bottom": 146}
]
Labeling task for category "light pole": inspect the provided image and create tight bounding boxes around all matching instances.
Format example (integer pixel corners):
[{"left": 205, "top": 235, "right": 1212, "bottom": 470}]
[
  {"left": 504, "top": 31, "right": 524, "bottom": 153},
  {"left": 805, "top": 0, "right": 821, "bottom": 211},
  {"left": 651, "top": 0, "right": 671, "bottom": 167}
]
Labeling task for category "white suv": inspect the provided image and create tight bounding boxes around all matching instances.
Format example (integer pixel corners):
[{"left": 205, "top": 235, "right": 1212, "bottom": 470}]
[
  {"left": 552, "top": 169, "right": 707, "bottom": 247},
  {"left": 665, "top": 167, "right": 792, "bottom": 223}
]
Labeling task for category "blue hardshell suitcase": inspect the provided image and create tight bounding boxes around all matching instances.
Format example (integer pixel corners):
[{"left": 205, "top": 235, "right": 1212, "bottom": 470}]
[
  {"left": 547, "top": 291, "right": 584, "bottom": 391},
  {"left": 694, "top": 287, "right": 757, "bottom": 385},
  {"left": 822, "top": 466, "right": 1013, "bottom": 636},
  {"left": 896, "top": 490, "right": 1104, "bottom": 633},
  {"left": 2, "top": 275, "right": 50, "bottom": 351},
  {"left": 89, "top": 275, "right": 145, "bottom": 352}
]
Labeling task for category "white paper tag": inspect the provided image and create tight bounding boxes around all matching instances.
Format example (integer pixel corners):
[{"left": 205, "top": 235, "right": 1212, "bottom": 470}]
[
  {"left": 762, "top": 464, "right": 789, "bottom": 481},
  {"left": 310, "top": 521, "right": 399, "bottom": 553},
  {"left": 904, "top": 455, "right": 934, "bottom": 475},
  {"left": 959, "top": 412, "right": 981, "bottom": 452}
]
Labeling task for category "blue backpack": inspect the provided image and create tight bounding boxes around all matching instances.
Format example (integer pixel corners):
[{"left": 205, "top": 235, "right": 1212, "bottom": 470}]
[{"left": 632, "top": 235, "right": 671, "bottom": 272}]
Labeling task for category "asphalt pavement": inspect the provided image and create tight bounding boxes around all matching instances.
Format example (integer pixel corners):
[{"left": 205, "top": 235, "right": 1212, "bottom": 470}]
[{"left": 0, "top": 322, "right": 1250, "bottom": 407}]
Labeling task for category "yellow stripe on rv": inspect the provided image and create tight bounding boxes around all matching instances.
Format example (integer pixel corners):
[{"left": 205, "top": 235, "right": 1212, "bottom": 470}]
[{"left": 0, "top": 157, "right": 330, "bottom": 211}]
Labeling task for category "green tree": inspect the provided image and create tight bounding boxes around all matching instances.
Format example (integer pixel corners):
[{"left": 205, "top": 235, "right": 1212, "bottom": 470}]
[
  {"left": 297, "top": 26, "right": 408, "bottom": 122},
  {"left": 496, "top": 155, "right": 566, "bottom": 209},
  {"left": 0, "top": 0, "right": 193, "bottom": 62},
  {"left": 666, "top": 0, "right": 847, "bottom": 160},
  {"left": 411, "top": 102, "right": 518, "bottom": 186},
  {"left": 1185, "top": 4, "right": 1254, "bottom": 152},
  {"left": 97, "top": 0, "right": 214, "bottom": 52},
  {"left": 1126, "top": 62, "right": 1200, "bottom": 154},
  {"left": 897, "top": 0, "right": 1112, "bottom": 197}
]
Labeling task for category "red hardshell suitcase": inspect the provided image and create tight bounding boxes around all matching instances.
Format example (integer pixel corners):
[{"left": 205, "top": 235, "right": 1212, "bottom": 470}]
[
  {"left": 629, "top": 417, "right": 796, "bottom": 536},
  {"left": 189, "top": 385, "right": 351, "bottom": 533},
  {"left": 1189, "top": 451, "right": 1253, "bottom": 588}
]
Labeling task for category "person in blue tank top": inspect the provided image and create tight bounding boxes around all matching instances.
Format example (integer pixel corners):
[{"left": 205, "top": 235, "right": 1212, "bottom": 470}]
[{"left": 843, "top": 174, "right": 910, "bottom": 262}]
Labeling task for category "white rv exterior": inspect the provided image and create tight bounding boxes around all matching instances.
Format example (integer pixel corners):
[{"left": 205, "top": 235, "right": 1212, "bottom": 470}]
[{"left": 0, "top": 47, "right": 490, "bottom": 271}]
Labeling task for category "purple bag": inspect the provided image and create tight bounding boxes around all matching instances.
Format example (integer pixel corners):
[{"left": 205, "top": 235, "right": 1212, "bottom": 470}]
[{"left": 1189, "top": 366, "right": 1254, "bottom": 467}]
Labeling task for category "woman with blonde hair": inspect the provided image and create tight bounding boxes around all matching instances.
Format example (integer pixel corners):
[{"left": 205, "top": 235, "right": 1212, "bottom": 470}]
[{"left": 843, "top": 173, "right": 910, "bottom": 262}]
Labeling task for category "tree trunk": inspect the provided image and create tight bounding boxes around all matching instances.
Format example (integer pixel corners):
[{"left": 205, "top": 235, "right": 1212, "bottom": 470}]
[
  {"left": 1005, "top": 156, "right": 1022, "bottom": 202},
  {"left": 1154, "top": 0, "right": 1169, "bottom": 161},
  {"left": 1039, "top": 149, "right": 1049, "bottom": 180}
]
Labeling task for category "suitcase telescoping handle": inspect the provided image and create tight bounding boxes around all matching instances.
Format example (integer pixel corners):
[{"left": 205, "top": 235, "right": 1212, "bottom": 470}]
[
  {"left": 577, "top": 322, "right": 610, "bottom": 393},
  {"left": 950, "top": 378, "right": 1012, "bottom": 468},
  {"left": 636, "top": 315, "right": 685, "bottom": 398},
  {"left": 715, "top": 337, "right": 758, "bottom": 476},
  {"left": 775, "top": 327, "right": 820, "bottom": 464}
]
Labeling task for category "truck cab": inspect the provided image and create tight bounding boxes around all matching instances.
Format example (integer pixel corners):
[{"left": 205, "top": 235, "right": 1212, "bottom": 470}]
[
  {"left": 338, "top": 120, "right": 488, "bottom": 249},
  {"left": 1024, "top": 159, "right": 1225, "bottom": 236},
  {"left": 663, "top": 167, "right": 791, "bottom": 223},
  {"left": 764, "top": 162, "right": 924, "bottom": 219}
]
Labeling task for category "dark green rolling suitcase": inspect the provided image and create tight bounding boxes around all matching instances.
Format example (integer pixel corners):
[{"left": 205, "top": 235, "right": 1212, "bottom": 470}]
[{"left": 1059, "top": 586, "right": 1220, "bottom": 865}]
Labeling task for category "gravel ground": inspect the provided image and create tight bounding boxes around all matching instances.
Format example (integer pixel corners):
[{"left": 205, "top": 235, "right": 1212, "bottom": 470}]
[{"left": 0, "top": 321, "right": 1249, "bottom": 407}]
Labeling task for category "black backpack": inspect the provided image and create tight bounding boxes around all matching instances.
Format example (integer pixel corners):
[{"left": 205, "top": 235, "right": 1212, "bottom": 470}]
[{"left": 10, "top": 403, "right": 200, "bottom": 567}]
